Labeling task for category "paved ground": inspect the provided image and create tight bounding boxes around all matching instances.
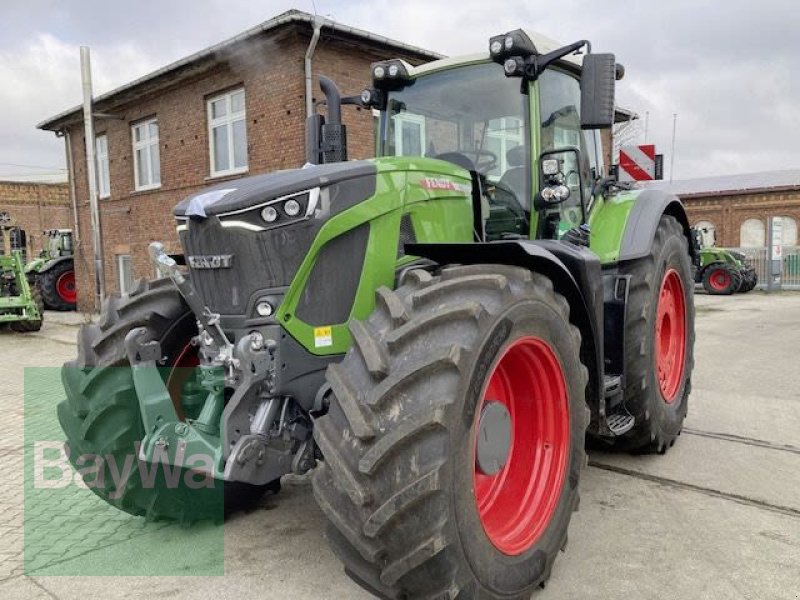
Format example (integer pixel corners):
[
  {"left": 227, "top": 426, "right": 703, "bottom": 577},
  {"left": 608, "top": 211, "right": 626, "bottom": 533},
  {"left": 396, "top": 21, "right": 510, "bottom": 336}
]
[{"left": 1, "top": 293, "right": 799, "bottom": 599}]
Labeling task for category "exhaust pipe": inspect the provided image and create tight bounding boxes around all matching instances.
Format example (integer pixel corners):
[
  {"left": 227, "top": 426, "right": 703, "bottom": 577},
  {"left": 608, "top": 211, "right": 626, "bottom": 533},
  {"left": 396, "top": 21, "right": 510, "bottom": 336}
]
[{"left": 305, "top": 76, "right": 348, "bottom": 165}]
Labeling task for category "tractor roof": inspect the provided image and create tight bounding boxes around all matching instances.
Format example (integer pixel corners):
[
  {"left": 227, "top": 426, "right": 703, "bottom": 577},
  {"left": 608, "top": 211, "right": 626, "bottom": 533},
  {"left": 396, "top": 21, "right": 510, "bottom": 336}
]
[{"left": 401, "top": 30, "right": 583, "bottom": 78}]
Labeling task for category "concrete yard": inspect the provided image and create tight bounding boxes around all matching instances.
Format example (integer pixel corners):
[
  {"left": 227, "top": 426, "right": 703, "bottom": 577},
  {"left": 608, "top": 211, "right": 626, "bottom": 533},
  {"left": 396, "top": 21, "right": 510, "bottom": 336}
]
[{"left": 1, "top": 292, "right": 799, "bottom": 599}]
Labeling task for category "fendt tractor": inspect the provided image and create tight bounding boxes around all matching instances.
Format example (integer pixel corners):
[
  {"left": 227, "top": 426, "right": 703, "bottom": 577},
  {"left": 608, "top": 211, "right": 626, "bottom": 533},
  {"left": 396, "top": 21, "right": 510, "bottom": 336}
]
[
  {"left": 26, "top": 229, "right": 77, "bottom": 310},
  {"left": 692, "top": 228, "right": 757, "bottom": 295},
  {"left": 59, "top": 30, "right": 695, "bottom": 598}
]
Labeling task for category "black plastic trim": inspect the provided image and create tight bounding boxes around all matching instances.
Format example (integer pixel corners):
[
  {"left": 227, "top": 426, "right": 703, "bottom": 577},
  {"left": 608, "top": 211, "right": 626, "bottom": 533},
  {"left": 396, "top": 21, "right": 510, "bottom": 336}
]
[{"left": 618, "top": 189, "right": 694, "bottom": 262}]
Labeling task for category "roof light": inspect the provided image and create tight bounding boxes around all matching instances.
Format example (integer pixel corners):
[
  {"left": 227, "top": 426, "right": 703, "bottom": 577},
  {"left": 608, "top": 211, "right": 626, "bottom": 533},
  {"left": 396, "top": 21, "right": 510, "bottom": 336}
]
[{"left": 373, "top": 65, "right": 385, "bottom": 79}]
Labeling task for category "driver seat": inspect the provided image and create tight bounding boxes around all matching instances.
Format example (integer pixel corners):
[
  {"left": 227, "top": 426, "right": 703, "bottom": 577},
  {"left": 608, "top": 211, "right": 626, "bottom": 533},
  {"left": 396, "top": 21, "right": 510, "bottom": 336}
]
[{"left": 498, "top": 145, "right": 528, "bottom": 209}]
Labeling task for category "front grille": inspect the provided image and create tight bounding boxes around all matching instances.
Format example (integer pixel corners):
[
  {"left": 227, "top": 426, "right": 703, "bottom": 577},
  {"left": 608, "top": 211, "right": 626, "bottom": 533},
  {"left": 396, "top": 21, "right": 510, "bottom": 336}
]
[{"left": 180, "top": 216, "right": 320, "bottom": 315}]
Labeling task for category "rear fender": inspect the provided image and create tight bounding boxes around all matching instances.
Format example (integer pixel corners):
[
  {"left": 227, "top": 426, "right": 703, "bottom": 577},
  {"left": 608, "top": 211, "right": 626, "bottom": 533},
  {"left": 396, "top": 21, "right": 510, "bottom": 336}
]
[
  {"left": 618, "top": 189, "right": 694, "bottom": 263},
  {"left": 406, "top": 240, "right": 604, "bottom": 415},
  {"left": 38, "top": 255, "right": 73, "bottom": 274},
  {"left": 590, "top": 188, "right": 695, "bottom": 264}
]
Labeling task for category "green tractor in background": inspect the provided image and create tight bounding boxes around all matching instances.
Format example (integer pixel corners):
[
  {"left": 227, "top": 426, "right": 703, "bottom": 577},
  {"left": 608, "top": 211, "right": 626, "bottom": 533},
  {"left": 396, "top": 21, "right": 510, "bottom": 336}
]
[
  {"left": 691, "top": 227, "right": 758, "bottom": 294},
  {"left": 0, "top": 225, "right": 43, "bottom": 332},
  {"left": 58, "top": 30, "right": 695, "bottom": 598},
  {"left": 25, "top": 228, "right": 77, "bottom": 310}
]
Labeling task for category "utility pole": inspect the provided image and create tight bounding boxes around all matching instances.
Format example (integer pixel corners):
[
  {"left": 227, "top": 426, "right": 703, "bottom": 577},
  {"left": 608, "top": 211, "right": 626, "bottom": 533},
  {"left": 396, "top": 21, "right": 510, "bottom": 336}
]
[
  {"left": 81, "top": 46, "right": 106, "bottom": 307},
  {"left": 643, "top": 111, "right": 649, "bottom": 143},
  {"left": 669, "top": 113, "right": 678, "bottom": 183}
]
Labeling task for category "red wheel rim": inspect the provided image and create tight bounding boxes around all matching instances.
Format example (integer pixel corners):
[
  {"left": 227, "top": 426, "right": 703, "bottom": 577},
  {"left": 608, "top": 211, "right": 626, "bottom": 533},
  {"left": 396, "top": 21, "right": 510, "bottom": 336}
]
[
  {"left": 656, "top": 269, "right": 687, "bottom": 403},
  {"left": 472, "top": 336, "right": 570, "bottom": 555},
  {"left": 709, "top": 269, "right": 730, "bottom": 292},
  {"left": 166, "top": 342, "right": 200, "bottom": 420},
  {"left": 56, "top": 270, "right": 77, "bottom": 304}
]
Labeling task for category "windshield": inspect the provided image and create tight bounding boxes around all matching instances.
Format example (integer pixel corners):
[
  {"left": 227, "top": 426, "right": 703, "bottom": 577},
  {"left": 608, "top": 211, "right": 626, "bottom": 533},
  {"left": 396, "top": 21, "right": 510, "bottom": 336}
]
[{"left": 379, "top": 62, "right": 529, "bottom": 182}]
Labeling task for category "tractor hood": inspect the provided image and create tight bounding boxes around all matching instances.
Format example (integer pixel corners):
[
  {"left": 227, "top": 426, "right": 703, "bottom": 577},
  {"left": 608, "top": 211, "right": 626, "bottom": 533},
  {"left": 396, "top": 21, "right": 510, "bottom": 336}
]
[{"left": 174, "top": 160, "right": 376, "bottom": 219}]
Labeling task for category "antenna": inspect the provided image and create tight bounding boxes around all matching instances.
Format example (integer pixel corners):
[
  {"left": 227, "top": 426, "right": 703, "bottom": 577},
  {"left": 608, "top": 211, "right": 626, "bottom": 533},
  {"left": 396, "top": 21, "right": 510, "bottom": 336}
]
[{"left": 669, "top": 113, "right": 678, "bottom": 183}]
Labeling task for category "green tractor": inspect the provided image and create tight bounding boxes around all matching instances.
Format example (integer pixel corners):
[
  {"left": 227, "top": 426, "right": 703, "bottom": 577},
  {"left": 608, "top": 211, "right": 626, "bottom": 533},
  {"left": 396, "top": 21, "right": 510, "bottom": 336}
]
[
  {"left": 58, "top": 30, "right": 695, "bottom": 598},
  {"left": 25, "top": 228, "right": 77, "bottom": 310},
  {"left": 691, "top": 228, "right": 758, "bottom": 294},
  {"left": 0, "top": 226, "right": 43, "bottom": 332}
]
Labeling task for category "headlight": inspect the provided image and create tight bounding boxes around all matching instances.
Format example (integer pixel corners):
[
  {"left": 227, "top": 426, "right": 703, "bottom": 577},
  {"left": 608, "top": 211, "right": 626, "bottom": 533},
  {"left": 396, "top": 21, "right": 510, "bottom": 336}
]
[
  {"left": 284, "top": 199, "right": 301, "bottom": 217},
  {"left": 373, "top": 65, "right": 385, "bottom": 79},
  {"left": 388, "top": 64, "right": 399, "bottom": 77},
  {"left": 261, "top": 206, "right": 278, "bottom": 223},
  {"left": 256, "top": 300, "right": 273, "bottom": 317}
]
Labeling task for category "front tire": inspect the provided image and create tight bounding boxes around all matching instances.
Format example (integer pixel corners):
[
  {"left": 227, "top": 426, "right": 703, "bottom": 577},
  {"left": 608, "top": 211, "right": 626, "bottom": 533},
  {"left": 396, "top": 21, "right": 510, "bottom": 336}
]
[
  {"left": 616, "top": 215, "right": 695, "bottom": 453},
  {"left": 10, "top": 279, "right": 44, "bottom": 332},
  {"left": 57, "top": 278, "right": 276, "bottom": 521},
  {"left": 312, "top": 265, "right": 588, "bottom": 599}
]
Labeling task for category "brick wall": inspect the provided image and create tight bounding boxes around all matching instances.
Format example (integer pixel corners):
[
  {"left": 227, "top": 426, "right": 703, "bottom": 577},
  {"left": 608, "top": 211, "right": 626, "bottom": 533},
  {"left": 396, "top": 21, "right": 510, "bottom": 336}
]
[
  {"left": 0, "top": 181, "right": 71, "bottom": 259},
  {"left": 683, "top": 189, "right": 800, "bottom": 247},
  {"left": 64, "top": 29, "right": 430, "bottom": 311}
]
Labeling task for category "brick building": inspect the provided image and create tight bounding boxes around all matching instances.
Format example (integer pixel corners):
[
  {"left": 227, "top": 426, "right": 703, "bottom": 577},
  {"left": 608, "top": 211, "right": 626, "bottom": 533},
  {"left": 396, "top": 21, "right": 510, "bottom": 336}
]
[
  {"left": 38, "top": 10, "right": 440, "bottom": 311},
  {"left": 0, "top": 181, "right": 72, "bottom": 258},
  {"left": 651, "top": 171, "right": 800, "bottom": 248}
]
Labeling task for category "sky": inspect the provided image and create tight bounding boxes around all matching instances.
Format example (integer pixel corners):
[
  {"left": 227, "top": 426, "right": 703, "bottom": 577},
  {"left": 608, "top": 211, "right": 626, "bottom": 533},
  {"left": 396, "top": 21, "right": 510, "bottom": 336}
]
[{"left": 0, "top": 0, "right": 797, "bottom": 182}]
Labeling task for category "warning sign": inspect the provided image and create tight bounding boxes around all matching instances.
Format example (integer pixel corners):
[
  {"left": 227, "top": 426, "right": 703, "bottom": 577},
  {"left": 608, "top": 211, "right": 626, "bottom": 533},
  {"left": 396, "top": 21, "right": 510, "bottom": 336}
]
[
  {"left": 619, "top": 144, "right": 656, "bottom": 181},
  {"left": 314, "top": 326, "right": 333, "bottom": 348}
]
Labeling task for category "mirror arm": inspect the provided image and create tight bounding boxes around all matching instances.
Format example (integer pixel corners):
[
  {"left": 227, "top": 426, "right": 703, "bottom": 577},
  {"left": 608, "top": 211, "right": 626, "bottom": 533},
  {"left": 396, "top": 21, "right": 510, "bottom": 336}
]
[{"left": 524, "top": 40, "right": 590, "bottom": 80}]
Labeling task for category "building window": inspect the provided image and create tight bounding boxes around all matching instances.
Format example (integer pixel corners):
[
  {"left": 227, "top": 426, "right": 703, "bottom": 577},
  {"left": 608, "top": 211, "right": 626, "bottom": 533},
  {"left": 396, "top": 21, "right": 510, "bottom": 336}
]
[
  {"left": 208, "top": 88, "right": 247, "bottom": 177},
  {"left": 694, "top": 220, "right": 716, "bottom": 247},
  {"left": 95, "top": 134, "right": 110, "bottom": 198},
  {"left": 393, "top": 113, "right": 425, "bottom": 157},
  {"left": 485, "top": 117, "right": 524, "bottom": 177},
  {"left": 740, "top": 218, "right": 765, "bottom": 248},
  {"left": 776, "top": 216, "right": 798, "bottom": 246},
  {"left": 117, "top": 254, "right": 134, "bottom": 295},
  {"left": 132, "top": 118, "right": 161, "bottom": 191}
]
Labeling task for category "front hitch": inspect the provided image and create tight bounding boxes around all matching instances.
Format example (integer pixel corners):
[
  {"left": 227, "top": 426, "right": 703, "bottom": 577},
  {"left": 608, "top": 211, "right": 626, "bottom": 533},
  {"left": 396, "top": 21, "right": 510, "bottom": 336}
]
[{"left": 124, "top": 327, "right": 225, "bottom": 479}]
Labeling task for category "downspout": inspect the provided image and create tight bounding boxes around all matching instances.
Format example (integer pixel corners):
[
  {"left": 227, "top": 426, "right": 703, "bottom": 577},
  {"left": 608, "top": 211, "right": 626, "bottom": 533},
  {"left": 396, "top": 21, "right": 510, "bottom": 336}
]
[
  {"left": 62, "top": 128, "right": 80, "bottom": 242},
  {"left": 304, "top": 16, "right": 324, "bottom": 117}
]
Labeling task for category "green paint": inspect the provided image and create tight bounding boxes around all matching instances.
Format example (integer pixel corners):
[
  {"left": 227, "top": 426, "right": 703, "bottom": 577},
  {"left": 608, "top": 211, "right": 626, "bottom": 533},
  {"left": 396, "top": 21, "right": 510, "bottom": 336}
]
[
  {"left": 588, "top": 189, "right": 641, "bottom": 264},
  {"left": 277, "top": 157, "right": 473, "bottom": 355}
]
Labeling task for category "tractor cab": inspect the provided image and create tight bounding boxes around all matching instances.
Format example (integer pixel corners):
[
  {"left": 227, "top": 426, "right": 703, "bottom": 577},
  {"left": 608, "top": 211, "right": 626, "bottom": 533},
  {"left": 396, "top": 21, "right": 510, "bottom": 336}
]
[{"left": 369, "top": 30, "right": 618, "bottom": 242}]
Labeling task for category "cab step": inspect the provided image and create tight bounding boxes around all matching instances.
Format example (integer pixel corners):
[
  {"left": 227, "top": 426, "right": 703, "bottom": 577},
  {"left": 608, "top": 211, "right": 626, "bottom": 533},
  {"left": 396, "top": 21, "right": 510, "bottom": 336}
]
[{"left": 602, "top": 375, "right": 634, "bottom": 436}]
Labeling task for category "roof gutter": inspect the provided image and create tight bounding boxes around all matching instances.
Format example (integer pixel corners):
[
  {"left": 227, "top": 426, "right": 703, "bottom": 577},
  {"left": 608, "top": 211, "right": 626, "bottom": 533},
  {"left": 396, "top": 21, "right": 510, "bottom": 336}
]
[{"left": 305, "top": 16, "right": 325, "bottom": 117}]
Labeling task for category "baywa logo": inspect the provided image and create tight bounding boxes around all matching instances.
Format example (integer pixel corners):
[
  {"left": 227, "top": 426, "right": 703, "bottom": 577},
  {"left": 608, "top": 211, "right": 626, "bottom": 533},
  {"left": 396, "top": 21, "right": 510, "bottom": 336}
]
[{"left": 34, "top": 441, "right": 218, "bottom": 498}]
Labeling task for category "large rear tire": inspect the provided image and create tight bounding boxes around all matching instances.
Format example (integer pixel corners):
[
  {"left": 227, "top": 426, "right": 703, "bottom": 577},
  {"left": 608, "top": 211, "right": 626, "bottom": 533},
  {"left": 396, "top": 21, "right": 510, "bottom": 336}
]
[
  {"left": 312, "top": 264, "right": 588, "bottom": 599},
  {"left": 40, "top": 259, "right": 77, "bottom": 310},
  {"left": 57, "top": 278, "right": 276, "bottom": 521},
  {"left": 616, "top": 215, "right": 695, "bottom": 453},
  {"left": 702, "top": 264, "right": 740, "bottom": 295}
]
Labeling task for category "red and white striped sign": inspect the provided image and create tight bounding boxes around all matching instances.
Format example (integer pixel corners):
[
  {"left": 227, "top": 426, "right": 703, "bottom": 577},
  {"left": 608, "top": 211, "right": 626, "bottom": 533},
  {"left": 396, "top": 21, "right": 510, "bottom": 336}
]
[{"left": 619, "top": 144, "right": 656, "bottom": 181}]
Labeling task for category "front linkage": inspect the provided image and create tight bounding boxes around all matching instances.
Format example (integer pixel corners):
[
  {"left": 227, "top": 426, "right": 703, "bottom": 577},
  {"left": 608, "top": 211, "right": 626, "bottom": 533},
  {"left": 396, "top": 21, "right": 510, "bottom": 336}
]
[{"left": 127, "top": 243, "right": 315, "bottom": 487}]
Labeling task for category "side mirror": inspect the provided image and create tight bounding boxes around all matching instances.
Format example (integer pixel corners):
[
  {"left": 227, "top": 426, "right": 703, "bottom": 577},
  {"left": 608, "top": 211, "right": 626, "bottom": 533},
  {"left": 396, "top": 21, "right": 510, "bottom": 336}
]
[{"left": 580, "top": 53, "right": 616, "bottom": 129}]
